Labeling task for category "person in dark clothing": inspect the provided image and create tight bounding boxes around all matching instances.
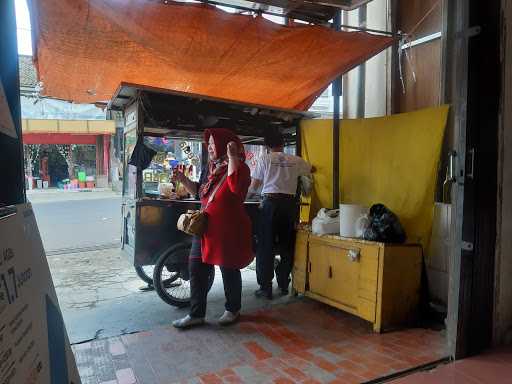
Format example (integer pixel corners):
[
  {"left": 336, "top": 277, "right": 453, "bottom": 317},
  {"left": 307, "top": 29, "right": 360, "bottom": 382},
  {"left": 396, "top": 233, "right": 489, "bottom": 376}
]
[{"left": 250, "top": 131, "right": 312, "bottom": 299}]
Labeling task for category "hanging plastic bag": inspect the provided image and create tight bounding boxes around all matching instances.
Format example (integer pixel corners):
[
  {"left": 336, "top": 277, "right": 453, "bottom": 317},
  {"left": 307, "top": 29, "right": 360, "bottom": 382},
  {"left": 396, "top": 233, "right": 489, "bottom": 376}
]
[
  {"left": 129, "top": 137, "right": 157, "bottom": 170},
  {"left": 298, "top": 175, "right": 314, "bottom": 197},
  {"left": 312, "top": 208, "right": 340, "bottom": 235},
  {"left": 363, "top": 204, "right": 406, "bottom": 243}
]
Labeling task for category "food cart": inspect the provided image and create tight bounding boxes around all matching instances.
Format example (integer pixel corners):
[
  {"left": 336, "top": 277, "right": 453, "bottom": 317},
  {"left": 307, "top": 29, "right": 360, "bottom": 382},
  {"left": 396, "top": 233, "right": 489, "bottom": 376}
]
[{"left": 108, "top": 82, "right": 312, "bottom": 307}]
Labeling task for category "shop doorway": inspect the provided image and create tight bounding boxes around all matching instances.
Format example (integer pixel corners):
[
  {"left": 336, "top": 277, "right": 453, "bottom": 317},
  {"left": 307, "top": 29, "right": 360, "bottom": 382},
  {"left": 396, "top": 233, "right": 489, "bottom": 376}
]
[
  {"left": 2, "top": 0, "right": 506, "bottom": 382},
  {"left": 447, "top": 0, "right": 501, "bottom": 358}
]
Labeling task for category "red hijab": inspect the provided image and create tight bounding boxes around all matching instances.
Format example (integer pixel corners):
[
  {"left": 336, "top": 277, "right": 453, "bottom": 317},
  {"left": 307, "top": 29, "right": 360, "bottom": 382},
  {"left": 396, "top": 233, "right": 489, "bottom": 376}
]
[{"left": 199, "top": 128, "right": 245, "bottom": 198}]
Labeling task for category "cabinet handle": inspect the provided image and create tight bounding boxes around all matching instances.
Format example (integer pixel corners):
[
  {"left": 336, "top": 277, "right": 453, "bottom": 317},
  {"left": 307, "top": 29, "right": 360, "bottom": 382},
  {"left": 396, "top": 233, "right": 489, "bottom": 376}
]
[
  {"left": 328, "top": 266, "right": 333, "bottom": 278},
  {"left": 308, "top": 262, "right": 312, "bottom": 273},
  {"left": 348, "top": 249, "right": 360, "bottom": 262}
]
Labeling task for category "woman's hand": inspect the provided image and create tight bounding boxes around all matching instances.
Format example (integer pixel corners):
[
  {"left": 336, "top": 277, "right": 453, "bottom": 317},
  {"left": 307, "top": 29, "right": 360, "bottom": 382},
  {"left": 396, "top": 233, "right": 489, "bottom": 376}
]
[
  {"left": 171, "top": 169, "right": 187, "bottom": 184},
  {"left": 227, "top": 141, "right": 241, "bottom": 176},
  {"left": 171, "top": 168, "right": 198, "bottom": 196},
  {"left": 227, "top": 141, "right": 239, "bottom": 158}
]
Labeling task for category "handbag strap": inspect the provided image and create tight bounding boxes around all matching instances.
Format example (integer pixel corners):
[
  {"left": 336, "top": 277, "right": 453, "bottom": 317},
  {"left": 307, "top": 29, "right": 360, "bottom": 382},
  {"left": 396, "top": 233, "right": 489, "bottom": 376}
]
[{"left": 204, "top": 173, "right": 228, "bottom": 209}]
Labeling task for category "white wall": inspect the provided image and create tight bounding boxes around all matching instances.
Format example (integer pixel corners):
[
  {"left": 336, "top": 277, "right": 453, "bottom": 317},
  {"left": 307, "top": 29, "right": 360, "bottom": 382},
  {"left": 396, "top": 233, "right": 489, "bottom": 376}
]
[
  {"left": 364, "top": 0, "right": 390, "bottom": 117},
  {"left": 343, "top": 8, "right": 364, "bottom": 119},
  {"left": 343, "top": 0, "right": 391, "bottom": 118}
]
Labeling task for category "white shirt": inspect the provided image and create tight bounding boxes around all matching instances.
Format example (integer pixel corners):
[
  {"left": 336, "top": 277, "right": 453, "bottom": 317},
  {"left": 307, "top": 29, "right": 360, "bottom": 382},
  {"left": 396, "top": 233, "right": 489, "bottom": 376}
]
[{"left": 252, "top": 152, "right": 312, "bottom": 195}]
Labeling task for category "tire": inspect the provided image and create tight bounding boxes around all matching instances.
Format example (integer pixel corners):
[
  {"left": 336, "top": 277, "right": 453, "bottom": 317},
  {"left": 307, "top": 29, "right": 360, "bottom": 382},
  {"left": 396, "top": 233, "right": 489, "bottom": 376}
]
[
  {"left": 134, "top": 265, "right": 155, "bottom": 285},
  {"left": 153, "top": 243, "right": 214, "bottom": 307}
]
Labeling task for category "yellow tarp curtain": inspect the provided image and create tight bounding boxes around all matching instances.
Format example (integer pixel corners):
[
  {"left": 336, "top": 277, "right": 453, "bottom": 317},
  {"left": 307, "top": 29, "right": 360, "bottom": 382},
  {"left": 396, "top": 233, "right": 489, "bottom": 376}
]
[{"left": 301, "top": 105, "right": 449, "bottom": 247}]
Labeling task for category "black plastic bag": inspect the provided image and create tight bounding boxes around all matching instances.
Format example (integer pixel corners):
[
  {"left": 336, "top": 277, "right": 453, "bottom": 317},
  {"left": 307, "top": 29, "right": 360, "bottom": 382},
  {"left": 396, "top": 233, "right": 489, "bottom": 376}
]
[
  {"left": 363, "top": 204, "right": 406, "bottom": 243},
  {"left": 128, "top": 138, "right": 156, "bottom": 170}
]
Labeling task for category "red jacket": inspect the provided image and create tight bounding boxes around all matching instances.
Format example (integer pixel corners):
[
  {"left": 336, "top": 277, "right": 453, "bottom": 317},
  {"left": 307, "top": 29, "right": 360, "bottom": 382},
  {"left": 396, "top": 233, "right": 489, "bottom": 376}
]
[{"left": 201, "top": 163, "right": 253, "bottom": 269}]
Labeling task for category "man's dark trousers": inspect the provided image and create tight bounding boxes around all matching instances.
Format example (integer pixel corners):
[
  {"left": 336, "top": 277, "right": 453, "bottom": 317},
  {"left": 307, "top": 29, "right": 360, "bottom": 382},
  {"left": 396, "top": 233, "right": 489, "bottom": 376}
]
[{"left": 256, "top": 196, "right": 298, "bottom": 292}]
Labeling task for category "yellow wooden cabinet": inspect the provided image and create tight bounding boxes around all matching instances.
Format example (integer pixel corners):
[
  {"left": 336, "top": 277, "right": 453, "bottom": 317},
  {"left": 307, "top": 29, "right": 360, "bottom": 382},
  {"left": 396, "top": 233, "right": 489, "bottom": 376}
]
[{"left": 292, "top": 229, "right": 422, "bottom": 332}]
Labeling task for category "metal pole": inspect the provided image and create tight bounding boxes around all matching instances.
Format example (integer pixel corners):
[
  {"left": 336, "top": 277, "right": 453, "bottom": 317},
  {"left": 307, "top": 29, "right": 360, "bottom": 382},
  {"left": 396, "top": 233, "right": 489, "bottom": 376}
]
[
  {"left": 332, "top": 10, "right": 342, "bottom": 209},
  {"left": 357, "top": 5, "right": 367, "bottom": 118}
]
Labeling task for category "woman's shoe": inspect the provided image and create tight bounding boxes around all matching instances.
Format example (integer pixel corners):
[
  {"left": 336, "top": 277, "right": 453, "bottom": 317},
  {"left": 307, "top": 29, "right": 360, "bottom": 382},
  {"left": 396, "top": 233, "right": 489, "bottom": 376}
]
[
  {"left": 172, "top": 315, "right": 205, "bottom": 329},
  {"left": 218, "top": 311, "right": 240, "bottom": 326}
]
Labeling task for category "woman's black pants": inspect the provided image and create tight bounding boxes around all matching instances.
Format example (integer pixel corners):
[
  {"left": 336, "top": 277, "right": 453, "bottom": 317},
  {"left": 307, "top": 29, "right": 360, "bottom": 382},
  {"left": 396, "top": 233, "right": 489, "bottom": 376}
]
[{"left": 189, "top": 257, "right": 242, "bottom": 318}]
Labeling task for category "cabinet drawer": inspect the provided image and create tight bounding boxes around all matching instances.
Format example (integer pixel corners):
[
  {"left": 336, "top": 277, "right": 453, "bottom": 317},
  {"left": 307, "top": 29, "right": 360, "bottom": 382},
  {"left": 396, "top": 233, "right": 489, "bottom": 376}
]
[{"left": 308, "top": 237, "right": 379, "bottom": 316}]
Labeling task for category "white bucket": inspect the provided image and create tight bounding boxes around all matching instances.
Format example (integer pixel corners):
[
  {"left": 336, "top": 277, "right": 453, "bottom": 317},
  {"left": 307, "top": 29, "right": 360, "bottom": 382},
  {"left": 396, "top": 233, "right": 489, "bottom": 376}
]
[{"left": 339, "top": 204, "right": 369, "bottom": 238}]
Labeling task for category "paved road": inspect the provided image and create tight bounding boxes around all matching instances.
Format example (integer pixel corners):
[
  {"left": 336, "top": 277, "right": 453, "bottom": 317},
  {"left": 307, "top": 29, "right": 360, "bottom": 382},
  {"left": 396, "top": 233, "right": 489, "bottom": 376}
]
[{"left": 31, "top": 195, "right": 122, "bottom": 253}]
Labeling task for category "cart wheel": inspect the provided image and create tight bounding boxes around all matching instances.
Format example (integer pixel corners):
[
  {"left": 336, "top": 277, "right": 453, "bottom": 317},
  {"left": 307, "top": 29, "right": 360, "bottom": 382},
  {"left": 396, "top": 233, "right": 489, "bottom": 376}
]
[
  {"left": 153, "top": 243, "right": 214, "bottom": 308},
  {"left": 134, "top": 265, "right": 155, "bottom": 286}
]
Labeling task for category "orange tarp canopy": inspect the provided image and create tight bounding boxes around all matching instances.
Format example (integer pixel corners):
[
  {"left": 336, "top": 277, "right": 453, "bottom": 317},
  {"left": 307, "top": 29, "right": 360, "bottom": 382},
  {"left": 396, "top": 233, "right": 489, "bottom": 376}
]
[{"left": 30, "top": 0, "right": 393, "bottom": 110}]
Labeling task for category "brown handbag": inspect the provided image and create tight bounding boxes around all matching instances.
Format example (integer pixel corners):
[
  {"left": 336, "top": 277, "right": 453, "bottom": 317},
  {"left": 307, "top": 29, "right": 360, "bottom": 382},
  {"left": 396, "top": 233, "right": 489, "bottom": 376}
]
[{"left": 177, "top": 174, "right": 227, "bottom": 236}]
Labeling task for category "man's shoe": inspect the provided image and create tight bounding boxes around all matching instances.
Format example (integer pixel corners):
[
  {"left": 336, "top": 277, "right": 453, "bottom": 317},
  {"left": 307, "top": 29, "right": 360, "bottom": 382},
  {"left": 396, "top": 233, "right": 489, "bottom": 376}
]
[
  {"left": 254, "top": 288, "right": 273, "bottom": 300},
  {"left": 218, "top": 311, "right": 240, "bottom": 326},
  {"left": 172, "top": 315, "right": 205, "bottom": 329},
  {"left": 280, "top": 288, "right": 289, "bottom": 296}
]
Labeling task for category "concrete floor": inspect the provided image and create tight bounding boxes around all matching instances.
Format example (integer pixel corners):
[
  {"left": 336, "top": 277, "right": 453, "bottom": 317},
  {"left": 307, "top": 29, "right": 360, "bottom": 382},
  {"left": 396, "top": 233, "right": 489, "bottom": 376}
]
[{"left": 48, "top": 248, "right": 296, "bottom": 344}]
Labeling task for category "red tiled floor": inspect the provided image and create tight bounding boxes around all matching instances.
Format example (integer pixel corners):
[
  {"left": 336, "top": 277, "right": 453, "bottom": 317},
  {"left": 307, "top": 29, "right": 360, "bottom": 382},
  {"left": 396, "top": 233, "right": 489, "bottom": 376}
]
[
  {"left": 199, "top": 373, "right": 223, "bottom": 384},
  {"left": 244, "top": 341, "right": 273, "bottom": 360},
  {"left": 72, "top": 299, "right": 447, "bottom": 383},
  {"left": 390, "top": 347, "right": 512, "bottom": 384},
  {"left": 224, "top": 375, "right": 244, "bottom": 384},
  {"left": 283, "top": 366, "right": 308, "bottom": 380},
  {"left": 274, "top": 378, "right": 295, "bottom": 384},
  {"left": 218, "top": 368, "right": 237, "bottom": 377}
]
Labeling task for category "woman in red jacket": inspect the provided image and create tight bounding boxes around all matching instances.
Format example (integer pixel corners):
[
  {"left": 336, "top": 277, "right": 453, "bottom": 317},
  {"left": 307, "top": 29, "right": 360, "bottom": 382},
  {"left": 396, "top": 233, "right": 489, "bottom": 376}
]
[{"left": 172, "top": 128, "right": 253, "bottom": 329}]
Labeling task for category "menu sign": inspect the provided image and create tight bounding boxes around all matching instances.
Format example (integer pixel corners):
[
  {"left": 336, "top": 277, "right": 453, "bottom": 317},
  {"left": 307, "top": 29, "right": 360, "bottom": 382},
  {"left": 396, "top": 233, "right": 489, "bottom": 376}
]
[{"left": 0, "top": 204, "right": 80, "bottom": 384}]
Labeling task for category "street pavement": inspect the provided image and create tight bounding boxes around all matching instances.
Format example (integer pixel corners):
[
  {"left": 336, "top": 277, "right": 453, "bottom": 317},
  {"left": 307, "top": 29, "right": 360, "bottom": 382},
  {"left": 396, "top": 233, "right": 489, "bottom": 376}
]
[
  {"left": 29, "top": 189, "right": 122, "bottom": 253},
  {"left": 48, "top": 248, "right": 294, "bottom": 344}
]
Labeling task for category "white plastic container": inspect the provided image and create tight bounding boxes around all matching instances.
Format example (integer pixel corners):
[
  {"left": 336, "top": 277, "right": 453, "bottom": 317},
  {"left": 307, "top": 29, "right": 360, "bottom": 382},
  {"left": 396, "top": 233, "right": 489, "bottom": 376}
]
[{"left": 339, "top": 204, "right": 369, "bottom": 238}]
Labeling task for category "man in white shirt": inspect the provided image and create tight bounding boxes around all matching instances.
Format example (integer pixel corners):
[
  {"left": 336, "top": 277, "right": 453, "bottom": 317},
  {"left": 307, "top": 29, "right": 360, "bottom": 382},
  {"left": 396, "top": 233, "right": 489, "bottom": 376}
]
[{"left": 250, "top": 131, "right": 312, "bottom": 299}]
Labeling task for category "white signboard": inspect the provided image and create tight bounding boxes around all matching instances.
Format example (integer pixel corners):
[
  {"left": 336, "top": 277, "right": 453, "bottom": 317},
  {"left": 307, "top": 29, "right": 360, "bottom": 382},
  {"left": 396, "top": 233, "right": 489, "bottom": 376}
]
[
  {"left": 0, "top": 77, "right": 17, "bottom": 139},
  {"left": 0, "top": 204, "right": 81, "bottom": 384}
]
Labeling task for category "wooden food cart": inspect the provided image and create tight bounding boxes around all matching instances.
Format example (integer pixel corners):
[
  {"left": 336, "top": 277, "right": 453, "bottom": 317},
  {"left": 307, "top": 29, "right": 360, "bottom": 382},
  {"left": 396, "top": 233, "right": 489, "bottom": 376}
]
[{"left": 108, "top": 82, "right": 311, "bottom": 307}]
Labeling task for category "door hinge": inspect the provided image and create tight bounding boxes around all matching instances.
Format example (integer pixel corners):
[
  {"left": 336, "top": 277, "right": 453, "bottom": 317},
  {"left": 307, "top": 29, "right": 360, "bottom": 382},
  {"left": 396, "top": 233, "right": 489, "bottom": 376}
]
[
  {"left": 456, "top": 26, "right": 481, "bottom": 40},
  {"left": 448, "top": 150, "right": 457, "bottom": 183},
  {"left": 467, "top": 26, "right": 482, "bottom": 38},
  {"left": 466, "top": 148, "right": 475, "bottom": 180},
  {"left": 462, "top": 241, "right": 474, "bottom": 251}
]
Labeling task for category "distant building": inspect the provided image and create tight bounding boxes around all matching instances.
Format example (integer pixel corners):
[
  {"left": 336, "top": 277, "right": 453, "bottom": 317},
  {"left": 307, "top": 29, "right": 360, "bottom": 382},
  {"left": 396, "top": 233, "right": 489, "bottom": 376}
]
[
  {"left": 308, "top": 84, "right": 340, "bottom": 118},
  {"left": 19, "top": 55, "right": 116, "bottom": 188}
]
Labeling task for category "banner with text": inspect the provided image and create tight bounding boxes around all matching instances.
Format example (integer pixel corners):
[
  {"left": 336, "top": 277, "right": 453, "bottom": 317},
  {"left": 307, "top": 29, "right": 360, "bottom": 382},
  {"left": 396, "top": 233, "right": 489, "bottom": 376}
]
[{"left": 0, "top": 204, "right": 81, "bottom": 384}]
